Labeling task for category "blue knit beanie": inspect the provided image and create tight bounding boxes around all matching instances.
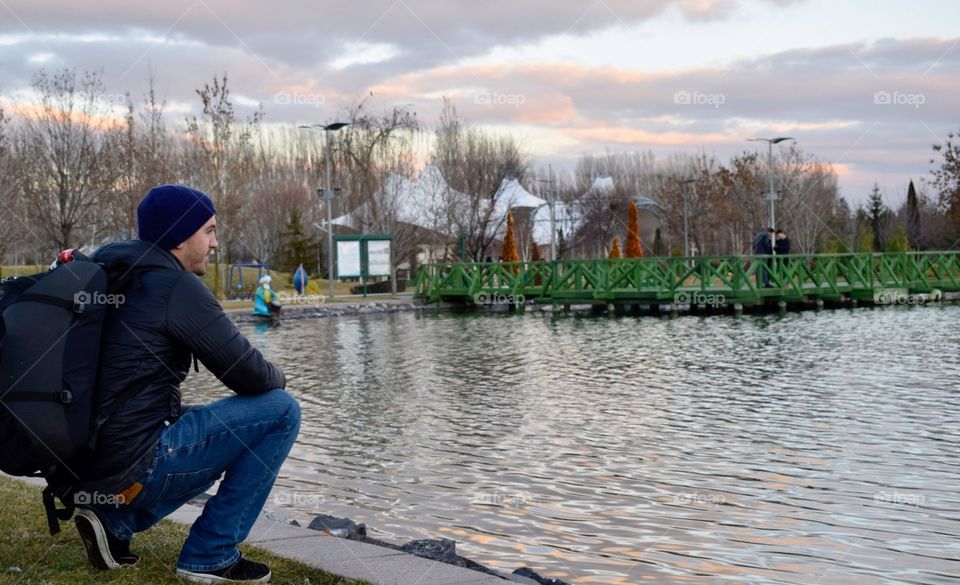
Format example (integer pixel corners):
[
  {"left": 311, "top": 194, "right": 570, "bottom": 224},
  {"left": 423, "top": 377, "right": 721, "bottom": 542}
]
[{"left": 137, "top": 184, "right": 216, "bottom": 250}]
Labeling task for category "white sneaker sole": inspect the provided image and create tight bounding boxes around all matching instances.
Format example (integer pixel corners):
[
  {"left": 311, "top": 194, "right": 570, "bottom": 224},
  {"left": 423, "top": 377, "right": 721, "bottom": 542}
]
[
  {"left": 74, "top": 508, "right": 121, "bottom": 570},
  {"left": 175, "top": 567, "right": 271, "bottom": 583}
]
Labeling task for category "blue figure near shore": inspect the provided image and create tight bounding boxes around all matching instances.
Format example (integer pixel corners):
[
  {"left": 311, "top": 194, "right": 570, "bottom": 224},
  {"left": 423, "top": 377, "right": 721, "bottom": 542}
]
[
  {"left": 253, "top": 275, "right": 282, "bottom": 322},
  {"left": 293, "top": 264, "right": 308, "bottom": 295}
]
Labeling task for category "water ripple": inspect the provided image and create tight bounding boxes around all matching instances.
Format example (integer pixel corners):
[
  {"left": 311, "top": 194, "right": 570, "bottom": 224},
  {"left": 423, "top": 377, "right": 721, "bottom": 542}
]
[{"left": 181, "top": 305, "right": 960, "bottom": 584}]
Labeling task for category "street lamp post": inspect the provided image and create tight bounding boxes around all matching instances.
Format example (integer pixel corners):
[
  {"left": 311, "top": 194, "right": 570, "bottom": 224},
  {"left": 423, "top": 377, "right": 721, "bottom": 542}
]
[
  {"left": 748, "top": 137, "right": 794, "bottom": 240},
  {"left": 536, "top": 164, "right": 557, "bottom": 261},
  {"left": 300, "top": 122, "right": 349, "bottom": 300}
]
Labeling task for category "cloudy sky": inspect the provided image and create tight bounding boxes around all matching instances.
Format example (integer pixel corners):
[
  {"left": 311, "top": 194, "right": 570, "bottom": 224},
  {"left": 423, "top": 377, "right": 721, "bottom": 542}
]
[{"left": 0, "top": 0, "right": 956, "bottom": 203}]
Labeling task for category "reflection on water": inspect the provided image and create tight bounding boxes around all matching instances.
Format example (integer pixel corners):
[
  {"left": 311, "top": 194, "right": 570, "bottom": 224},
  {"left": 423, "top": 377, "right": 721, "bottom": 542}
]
[{"left": 186, "top": 306, "right": 960, "bottom": 584}]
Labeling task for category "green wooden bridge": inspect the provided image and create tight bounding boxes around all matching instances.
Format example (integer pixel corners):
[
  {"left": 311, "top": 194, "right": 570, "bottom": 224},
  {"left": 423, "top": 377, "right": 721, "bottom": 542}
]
[{"left": 414, "top": 251, "right": 960, "bottom": 311}]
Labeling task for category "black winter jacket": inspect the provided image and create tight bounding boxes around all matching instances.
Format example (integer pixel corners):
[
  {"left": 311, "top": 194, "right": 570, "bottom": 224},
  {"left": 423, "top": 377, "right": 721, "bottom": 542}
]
[
  {"left": 86, "top": 240, "right": 285, "bottom": 490},
  {"left": 775, "top": 237, "right": 791, "bottom": 255}
]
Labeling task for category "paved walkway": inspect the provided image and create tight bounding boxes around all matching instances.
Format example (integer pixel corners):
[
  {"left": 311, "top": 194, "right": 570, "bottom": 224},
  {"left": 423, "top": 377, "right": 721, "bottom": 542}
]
[{"left": 4, "top": 474, "right": 511, "bottom": 585}]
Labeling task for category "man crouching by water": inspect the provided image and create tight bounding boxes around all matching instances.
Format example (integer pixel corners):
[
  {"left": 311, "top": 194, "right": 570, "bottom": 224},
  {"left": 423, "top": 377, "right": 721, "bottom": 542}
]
[{"left": 76, "top": 184, "right": 299, "bottom": 583}]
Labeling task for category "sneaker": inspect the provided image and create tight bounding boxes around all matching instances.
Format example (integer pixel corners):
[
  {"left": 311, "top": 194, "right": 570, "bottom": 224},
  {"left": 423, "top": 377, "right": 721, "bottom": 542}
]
[
  {"left": 176, "top": 555, "right": 271, "bottom": 583},
  {"left": 74, "top": 508, "right": 140, "bottom": 570}
]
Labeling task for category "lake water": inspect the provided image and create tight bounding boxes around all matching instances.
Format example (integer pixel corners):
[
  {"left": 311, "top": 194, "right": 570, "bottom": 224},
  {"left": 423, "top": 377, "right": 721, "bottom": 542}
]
[{"left": 184, "top": 305, "right": 960, "bottom": 584}]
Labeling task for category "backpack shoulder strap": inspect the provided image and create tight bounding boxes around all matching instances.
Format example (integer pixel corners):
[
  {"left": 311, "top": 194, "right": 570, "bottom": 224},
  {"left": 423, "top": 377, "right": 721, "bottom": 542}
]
[{"left": 42, "top": 485, "right": 75, "bottom": 535}]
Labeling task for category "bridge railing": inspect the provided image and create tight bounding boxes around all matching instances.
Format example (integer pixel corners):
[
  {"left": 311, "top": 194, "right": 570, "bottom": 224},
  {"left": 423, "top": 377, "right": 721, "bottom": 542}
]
[{"left": 415, "top": 251, "right": 960, "bottom": 304}]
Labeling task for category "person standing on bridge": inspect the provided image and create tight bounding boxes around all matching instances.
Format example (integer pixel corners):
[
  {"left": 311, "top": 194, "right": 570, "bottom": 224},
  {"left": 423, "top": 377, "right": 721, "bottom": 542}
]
[
  {"left": 752, "top": 228, "right": 774, "bottom": 287},
  {"left": 775, "top": 229, "right": 791, "bottom": 269},
  {"left": 775, "top": 229, "right": 791, "bottom": 255}
]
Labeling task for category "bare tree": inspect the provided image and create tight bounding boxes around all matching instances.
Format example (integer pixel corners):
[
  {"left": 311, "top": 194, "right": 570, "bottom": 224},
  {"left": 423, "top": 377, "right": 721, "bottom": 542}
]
[
  {"left": 573, "top": 179, "right": 632, "bottom": 258},
  {"left": 244, "top": 177, "right": 310, "bottom": 268},
  {"left": 338, "top": 101, "right": 420, "bottom": 286},
  {"left": 333, "top": 100, "right": 418, "bottom": 208},
  {"left": 14, "top": 69, "right": 122, "bottom": 252},
  {"left": 746, "top": 145, "right": 838, "bottom": 253},
  {"left": 928, "top": 129, "right": 960, "bottom": 244},
  {"left": 434, "top": 98, "right": 526, "bottom": 260},
  {"left": 184, "top": 73, "right": 264, "bottom": 297},
  {"left": 0, "top": 105, "right": 25, "bottom": 274},
  {"left": 717, "top": 152, "right": 765, "bottom": 254},
  {"left": 112, "top": 76, "right": 178, "bottom": 239}
]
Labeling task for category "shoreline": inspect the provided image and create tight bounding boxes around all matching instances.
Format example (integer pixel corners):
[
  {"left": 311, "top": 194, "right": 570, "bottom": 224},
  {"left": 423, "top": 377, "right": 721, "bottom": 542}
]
[
  {"left": 0, "top": 473, "right": 529, "bottom": 585},
  {"left": 227, "top": 298, "right": 453, "bottom": 324}
]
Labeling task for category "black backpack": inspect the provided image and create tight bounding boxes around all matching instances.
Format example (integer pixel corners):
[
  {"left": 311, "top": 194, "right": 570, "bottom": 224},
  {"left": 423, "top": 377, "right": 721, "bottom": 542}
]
[{"left": 0, "top": 252, "right": 147, "bottom": 534}]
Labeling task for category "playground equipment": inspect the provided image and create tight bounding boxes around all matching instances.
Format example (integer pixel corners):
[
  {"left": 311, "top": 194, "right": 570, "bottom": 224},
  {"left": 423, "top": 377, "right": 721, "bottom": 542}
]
[{"left": 227, "top": 263, "right": 271, "bottom": 300}]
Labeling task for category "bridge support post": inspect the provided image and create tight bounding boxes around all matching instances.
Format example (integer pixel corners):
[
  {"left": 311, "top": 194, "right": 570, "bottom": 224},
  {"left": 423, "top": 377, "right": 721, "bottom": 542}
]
[
  {"left": 777, "top": 300, "right": 787, "bottom": 311},
  {"left": 815, "top": 298, "right": 824, "bottom": 310},
  {"left": 733, "top": 303, "right": 743, "bottom": 314}
]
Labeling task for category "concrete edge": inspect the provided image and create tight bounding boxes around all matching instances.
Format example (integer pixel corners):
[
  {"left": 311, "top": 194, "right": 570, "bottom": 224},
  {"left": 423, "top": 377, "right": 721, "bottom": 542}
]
[{"left": 1, "top": 473, "right": 508, "bottom": 585}]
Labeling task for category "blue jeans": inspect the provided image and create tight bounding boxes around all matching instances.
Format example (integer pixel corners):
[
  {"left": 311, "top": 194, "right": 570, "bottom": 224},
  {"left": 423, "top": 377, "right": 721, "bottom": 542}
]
[{"left": 94, "top": 389, "right": 301, "bottom": 572}]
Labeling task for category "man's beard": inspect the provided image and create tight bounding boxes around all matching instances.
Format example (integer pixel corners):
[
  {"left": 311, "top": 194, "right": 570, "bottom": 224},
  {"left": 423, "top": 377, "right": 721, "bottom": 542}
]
[{"left": 193, "top": 254, "right": 209, "bottom": 276}]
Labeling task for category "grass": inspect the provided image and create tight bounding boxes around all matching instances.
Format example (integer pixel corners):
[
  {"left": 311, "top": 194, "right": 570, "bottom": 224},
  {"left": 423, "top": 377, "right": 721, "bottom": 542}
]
[
  {"left": 0, "top": 476, "right": 363, "bottom": 585},
  {"left": 200, "top": 266, "right": 358, "bottom": 300},
  {"left": 0, "top": 265, "right": 46, "bottom": 279}
]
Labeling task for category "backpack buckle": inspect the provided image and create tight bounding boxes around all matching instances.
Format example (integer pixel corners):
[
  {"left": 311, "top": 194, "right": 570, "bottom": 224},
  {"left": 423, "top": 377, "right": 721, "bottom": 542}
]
[{"left": 59, "top": 390, "right": 73, "bottom": 404}]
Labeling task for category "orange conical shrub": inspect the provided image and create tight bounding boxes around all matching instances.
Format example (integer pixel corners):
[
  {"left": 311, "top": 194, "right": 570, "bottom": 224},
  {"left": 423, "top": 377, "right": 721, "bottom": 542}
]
[
  {"left": 625, "top": 200, "right": 644, "bottom": 258},
  {"left": 502, "top": 212, "right": 520, "bottom": 272},
  {"left": 609, "top": 236, "right": 623, "bottom": 259}
]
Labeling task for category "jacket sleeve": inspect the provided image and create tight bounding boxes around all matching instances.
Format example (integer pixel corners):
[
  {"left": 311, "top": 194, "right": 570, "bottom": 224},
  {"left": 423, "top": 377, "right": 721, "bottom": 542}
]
[{"left": 165, "top": 273, "right": 285, "bottom": 395}]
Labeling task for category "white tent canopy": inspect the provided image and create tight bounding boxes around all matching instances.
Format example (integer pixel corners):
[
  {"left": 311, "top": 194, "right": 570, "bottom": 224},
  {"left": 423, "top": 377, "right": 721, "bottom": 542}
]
[
  {"left": 330, "top": 164, "right": 469, "bottom": 236},
  {"left": 585, "top": 175, "right": 614, "bottom": 194},
  {"left": 332, "top": 169, "right": 548, "bottom": 238},
  {"left": 331, "top": 170, "right": 672, "bottom": 252},
  {"left": 496, "top": 177, "right": 546, "bottom": 212},
  {"left": 532, "top": 201, "right": 579, "bottom": 246}
]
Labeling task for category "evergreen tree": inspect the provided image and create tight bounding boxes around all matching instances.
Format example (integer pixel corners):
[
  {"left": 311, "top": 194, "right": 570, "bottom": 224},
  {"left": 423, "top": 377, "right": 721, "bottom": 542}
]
[
  {"left": 501, "top": 212, "right": 520, "bottom": 273},
  {"left": 866, "top": 184, "right": 891, "bottom": 252},
  {"left": 529, "top": 239, "right": 542, "bottom": 262},
  {"left": 279, "top": 208, "right": 316, "bottom": 275},
  {"left": 625, "top": 201, "right": 644, "bottom": 258},
  {"left": 653, "top": 228, "right": 665, "bottom": 256},
  {"left": 818, "top": 238, "right": 844, "bottom": 254},
  {"left": 609, "top": 236, "right": 623, "bottom": 259},
  {"left": 856, "top": 224, "right": 875, "bottom": 253},
  {"left": 906, "top": 179, "right": 920, "bottom": 249},
  {"left": 529, "top": 238, "right": 542, "bottom": 285},
  {"left": 885, "top": 226, "right": 908, "bottom": 252}
]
